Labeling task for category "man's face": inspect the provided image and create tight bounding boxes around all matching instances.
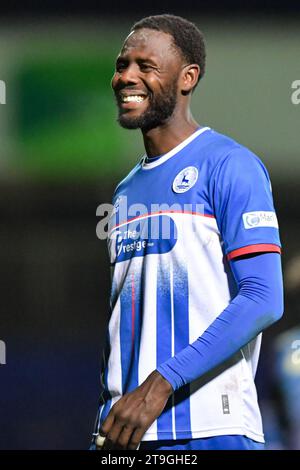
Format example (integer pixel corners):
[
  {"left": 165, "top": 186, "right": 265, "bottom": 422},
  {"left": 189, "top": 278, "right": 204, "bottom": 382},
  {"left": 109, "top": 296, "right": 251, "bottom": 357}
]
[{"left": 111, "top": 29, "right": 183, "bottom": 132}]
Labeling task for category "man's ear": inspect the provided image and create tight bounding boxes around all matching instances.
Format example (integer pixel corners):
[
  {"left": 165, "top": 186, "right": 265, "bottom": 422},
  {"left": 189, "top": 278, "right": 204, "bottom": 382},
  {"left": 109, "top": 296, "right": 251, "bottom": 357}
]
[{"left": 181, "top": 64, "right": 200, "bottom": 95}]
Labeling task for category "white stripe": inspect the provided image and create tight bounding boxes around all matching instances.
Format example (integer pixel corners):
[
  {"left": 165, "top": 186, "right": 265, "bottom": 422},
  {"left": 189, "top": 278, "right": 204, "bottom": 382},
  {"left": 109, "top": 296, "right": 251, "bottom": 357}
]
[
  {"left": 170, "top": 261, "right": 176, "bottom": 440},
  {"left": 107, "top": 295, "right": 122, "bottom": 398},
  {"left": 141, "top": 127, "right": 211, "bottom": 169},
  {"left": 94, "top": 404, "right": 105, "bottom": 434},
  {"left": 109, "top": 210, "right": 216, "bottom": 236},
  {"left": 138, "top": 255, "right": 158, "bottom": 440}
]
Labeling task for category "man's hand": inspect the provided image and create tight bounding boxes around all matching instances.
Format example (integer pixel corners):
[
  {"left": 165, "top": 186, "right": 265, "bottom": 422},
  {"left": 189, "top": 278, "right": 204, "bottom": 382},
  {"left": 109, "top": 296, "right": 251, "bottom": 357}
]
[{"left": 99, "top": 370, "right": 173, "bottom": 450}]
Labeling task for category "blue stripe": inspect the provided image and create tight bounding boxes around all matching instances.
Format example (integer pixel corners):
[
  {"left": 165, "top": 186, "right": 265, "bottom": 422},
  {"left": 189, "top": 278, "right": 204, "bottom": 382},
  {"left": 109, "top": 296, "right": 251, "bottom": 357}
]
[
  {"left": 120, "top": 275, "right": 134, "bottom": 393},
  {"left": 156, "top": 261, "right": 174, "bottom": 439},
  {"left": 131, "top": 270, "right": 142, "bottom": 392},
  {"left": 99, "top": 330, "right": 112, "bottom": 427},
  {"left": 173, "top": 261, "right": 192, "bottom": 439}
]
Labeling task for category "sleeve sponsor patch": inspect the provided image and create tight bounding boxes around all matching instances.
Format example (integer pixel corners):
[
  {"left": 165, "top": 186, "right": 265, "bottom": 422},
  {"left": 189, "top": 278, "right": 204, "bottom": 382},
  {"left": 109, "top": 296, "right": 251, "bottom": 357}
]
[{"left": 242, "top": 211, "right": 279, "bottom": 229}]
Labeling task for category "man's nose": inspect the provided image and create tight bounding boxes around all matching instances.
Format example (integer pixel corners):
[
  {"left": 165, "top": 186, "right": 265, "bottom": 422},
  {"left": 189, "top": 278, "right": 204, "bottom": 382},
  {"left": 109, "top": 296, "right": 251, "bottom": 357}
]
[{"left": 119, "top": 64, "right": 139, "bottom": 85}]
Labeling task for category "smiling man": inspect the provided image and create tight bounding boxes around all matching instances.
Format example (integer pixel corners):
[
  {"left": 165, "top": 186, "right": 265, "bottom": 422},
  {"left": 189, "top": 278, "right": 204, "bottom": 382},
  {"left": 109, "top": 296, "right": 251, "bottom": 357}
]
[{"left": 92, "top": 14, "right": 284, "bottom": 451}]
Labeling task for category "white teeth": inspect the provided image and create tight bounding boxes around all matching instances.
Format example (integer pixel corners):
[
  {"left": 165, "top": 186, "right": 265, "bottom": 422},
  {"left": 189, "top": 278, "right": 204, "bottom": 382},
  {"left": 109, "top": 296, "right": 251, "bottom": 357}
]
[{"left": 123, "top": 95, "right": 145, "bottom": 103}]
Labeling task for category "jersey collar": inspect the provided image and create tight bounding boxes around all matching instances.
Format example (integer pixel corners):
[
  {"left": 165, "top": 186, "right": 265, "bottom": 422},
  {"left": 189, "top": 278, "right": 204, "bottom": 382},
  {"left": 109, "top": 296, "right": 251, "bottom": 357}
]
[{"left": 141, "top": 127, "right": 211, "bottom": 170}]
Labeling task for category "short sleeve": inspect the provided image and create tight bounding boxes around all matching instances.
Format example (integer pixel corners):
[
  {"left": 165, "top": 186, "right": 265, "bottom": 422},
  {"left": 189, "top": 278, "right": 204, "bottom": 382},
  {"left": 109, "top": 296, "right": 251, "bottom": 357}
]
[{"left": 213, "top": 147, "right": 281, "bottom": 260}]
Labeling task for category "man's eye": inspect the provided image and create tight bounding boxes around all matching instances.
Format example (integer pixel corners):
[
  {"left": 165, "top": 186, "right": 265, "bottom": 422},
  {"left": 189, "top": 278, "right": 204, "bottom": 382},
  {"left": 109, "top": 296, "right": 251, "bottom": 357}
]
[
  {"left": 116, "top": 63, "right": 127, "bottom": 72},
  {"left": 140, "top": 64, "right": 154, "bottom": 72}
]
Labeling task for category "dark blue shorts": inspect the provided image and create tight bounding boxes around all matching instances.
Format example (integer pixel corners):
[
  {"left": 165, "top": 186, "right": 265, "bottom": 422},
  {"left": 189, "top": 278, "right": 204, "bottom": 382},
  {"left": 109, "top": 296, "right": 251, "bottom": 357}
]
[{"left": 139, "top": 435, "right": 264, "bottom": 450}]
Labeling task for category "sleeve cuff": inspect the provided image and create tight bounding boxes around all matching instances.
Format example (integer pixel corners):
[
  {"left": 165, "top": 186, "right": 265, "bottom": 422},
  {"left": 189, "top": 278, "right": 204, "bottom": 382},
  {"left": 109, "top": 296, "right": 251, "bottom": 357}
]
[
  {"left": 156, "top": 365, "right": 183, "bottom": 392},
  {"left": 227, "top": 243, "right": 281, "bottom": 261}
]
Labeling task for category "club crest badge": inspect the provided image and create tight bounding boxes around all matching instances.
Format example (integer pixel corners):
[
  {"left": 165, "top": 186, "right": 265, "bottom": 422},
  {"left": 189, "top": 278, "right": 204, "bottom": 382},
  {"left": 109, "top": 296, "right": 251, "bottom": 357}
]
[{"left": 172, "top": 166, "right": 199, "bottom": 193}]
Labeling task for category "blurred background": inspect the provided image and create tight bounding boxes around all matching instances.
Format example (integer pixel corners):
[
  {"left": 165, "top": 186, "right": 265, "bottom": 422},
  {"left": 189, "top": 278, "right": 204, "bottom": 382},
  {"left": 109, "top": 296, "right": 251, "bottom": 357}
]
[{"left": 0, "top": 0, "right": 299, "bottom": 450}]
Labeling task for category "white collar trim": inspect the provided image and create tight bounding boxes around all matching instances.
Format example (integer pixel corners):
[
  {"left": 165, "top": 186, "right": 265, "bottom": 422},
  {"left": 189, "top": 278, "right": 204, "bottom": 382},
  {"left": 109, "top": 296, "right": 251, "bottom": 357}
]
[{"left": 141, "top": 126, "right": 210, "bottom": 170}]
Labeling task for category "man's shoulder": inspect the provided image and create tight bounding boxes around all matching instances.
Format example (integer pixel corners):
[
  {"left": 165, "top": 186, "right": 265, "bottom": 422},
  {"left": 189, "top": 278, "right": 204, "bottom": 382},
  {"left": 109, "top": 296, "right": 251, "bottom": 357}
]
[
  {"left": 199, "top": 128, "right": 253, "bottom": 160},
  {"left": 198, "top": 128, "right": 266, "bottom": 173},
  {"left": 112, "top": 162, "right": 141, "bottom": 200}
]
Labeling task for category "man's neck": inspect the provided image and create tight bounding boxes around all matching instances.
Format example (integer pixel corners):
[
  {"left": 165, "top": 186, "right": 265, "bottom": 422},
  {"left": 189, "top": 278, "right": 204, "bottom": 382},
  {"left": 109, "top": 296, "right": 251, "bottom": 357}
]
[{"left": 142, "top": 114, "right": 200, "bottom": 158}]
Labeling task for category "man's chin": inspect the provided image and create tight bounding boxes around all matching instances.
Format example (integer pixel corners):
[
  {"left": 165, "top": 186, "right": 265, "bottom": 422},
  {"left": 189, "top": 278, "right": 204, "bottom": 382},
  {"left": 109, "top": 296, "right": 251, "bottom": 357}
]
[
  {"left": 117, "top": 112, "right": 163, "bottom": 132},
  {"left": 117, "top": 115, "right": 141, "bottom": 130}
]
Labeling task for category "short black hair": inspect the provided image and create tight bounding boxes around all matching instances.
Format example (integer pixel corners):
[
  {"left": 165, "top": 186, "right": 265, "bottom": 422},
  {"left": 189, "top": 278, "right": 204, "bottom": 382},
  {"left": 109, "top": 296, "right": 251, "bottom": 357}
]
[{"left": 130, "top": 14, "right": 206, "bottom": 88}]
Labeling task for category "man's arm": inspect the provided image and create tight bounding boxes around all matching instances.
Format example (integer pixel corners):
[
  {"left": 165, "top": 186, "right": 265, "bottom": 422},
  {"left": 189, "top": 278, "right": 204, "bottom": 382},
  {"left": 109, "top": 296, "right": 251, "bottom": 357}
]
[
  {"left": 157, "top": 251, "right": 283, "bottom": 390},
  {"left": 99, "top": 251, "right": 283, "bottom": 449}
]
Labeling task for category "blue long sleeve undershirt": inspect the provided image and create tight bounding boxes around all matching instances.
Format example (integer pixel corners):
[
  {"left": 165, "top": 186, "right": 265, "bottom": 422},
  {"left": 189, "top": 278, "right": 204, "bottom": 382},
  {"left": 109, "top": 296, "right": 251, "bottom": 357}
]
[{"left": 156, "top": 252, "right": 284, "bottom": 392}]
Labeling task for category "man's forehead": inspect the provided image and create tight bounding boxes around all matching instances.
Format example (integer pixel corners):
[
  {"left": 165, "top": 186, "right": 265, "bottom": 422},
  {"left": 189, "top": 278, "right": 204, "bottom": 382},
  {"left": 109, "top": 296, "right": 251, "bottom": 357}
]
[{"left": 120, "top": 28, "right": 175, "bottom": 57}]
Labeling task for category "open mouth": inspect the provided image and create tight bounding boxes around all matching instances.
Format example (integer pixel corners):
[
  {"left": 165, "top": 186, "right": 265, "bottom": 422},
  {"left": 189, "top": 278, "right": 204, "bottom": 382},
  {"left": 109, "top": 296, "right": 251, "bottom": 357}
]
[
  {"left": 121, "top": 95, "right": 146, "bottom": 103},
  {"left": 117, "top": 91, "right": 149, "bottom": 109}
]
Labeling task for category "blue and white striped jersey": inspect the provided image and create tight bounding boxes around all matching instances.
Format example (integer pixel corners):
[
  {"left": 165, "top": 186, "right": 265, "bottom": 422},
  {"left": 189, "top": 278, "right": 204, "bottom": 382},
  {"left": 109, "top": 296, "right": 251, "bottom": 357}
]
[{"left": 95, "top": 127, "right": 281, "bottom": 442}]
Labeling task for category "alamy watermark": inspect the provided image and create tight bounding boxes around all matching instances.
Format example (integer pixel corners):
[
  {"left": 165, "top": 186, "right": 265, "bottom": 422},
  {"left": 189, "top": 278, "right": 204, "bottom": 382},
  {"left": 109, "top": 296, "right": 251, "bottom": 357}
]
[
  {"left": 96, "top": 198, "right": 214, "bottom": 262},
  {"left": 291, "top": 80, "right": 300, "bottom": 105},
  {"left": 0, "top": 80, "right": 6, "bottom": 104},
  {"left": 96, "top": 197, "right": 206, "bottom": 241},
  {"left": 0, "top": 340, "right": 6, "bottom": 365}
]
